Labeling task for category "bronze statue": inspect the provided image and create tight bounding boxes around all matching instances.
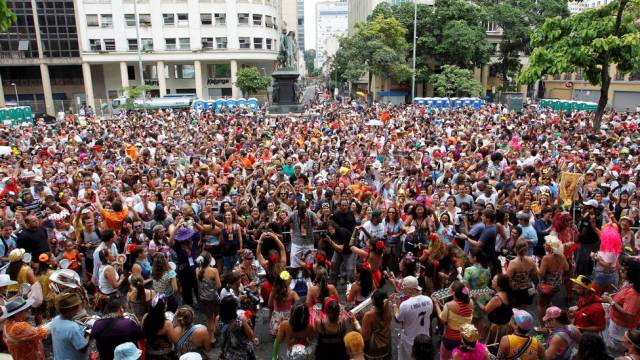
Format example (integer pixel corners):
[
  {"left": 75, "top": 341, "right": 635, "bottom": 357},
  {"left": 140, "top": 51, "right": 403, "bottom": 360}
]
[{"left": 278, "top": 29, "right": 298, "bottom": 70}]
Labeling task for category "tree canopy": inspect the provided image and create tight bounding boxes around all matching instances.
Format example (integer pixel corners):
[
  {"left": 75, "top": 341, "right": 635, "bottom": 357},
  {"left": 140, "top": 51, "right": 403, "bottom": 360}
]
[
  {"left": 330, "top": 14, "right": 411, "bottom": 93},
  {"left": 431, "top": 64, "right": 483, "bottom": 97},
  {"left": 520, "top": 0, "right": 640, "bottom": 130},
  {"left": 235, "top": 67, "right": 271, "bottom": 97},
  {"left": 0, "top": 1, "right": 15, "bottom": 32}
]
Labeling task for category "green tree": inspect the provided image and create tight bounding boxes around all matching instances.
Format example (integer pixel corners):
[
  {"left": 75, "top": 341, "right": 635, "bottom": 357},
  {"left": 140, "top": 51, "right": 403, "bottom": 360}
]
[
  {"left": 330, "top": 35, "right": 367, "bottom": 89},
  {"left": 0, "top": 1, "right": 16, "bottom": 32},
  {"left": 122, "top": 85, "right": 151, "bottom": 109},
  {"left": 235, "top": 67, "right": 271, "bottom": 97},
  {"left": 352, "top": 14, "right": 411, "bottom": 94},
  {"left": 304, "top": 49, "right": 317, "bottom": 76},
  {"left": 431, "top": 64, "right": 483, "bottom": 97},
  {"left": 480, "top": 0, "right": 570, "bottom": 90},
  {"left": 370, "top": 0, "right": 490, "bottom": 83},
  {"left": 520, "top": 0, "right": 640, "bottom": 130}
]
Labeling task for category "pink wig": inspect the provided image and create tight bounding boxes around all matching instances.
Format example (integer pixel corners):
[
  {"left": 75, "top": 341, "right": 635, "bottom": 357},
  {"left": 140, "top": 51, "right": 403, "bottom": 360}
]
[{"left": 600, "top": 223, "right": 622, "bottom": 254}]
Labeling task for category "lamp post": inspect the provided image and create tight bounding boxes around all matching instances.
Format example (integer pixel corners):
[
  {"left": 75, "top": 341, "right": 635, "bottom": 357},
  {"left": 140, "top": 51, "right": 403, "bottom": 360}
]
[
  {"left": 411, "top": 0, "right": 417, "bottom": 101},
  {"left": 10, "top": 83, "right": 18, "bottom": 106}
]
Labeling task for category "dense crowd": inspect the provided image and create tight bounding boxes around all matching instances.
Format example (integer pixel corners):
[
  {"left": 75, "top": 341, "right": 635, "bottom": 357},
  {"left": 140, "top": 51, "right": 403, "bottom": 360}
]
[{"left": 0, "top": 92, "right": 639, "bottom": 360}]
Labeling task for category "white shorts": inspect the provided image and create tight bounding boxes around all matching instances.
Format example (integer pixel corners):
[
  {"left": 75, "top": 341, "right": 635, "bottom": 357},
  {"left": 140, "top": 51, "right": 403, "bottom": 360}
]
[{"left": 290, "top": 243, "right": 314, "bottom": 268}]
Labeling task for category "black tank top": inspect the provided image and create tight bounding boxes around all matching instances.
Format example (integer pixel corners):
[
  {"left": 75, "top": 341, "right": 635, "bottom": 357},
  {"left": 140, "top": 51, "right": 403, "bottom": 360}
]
[{"left": 487, "top": 295, "right": 513, "bottom": 325}]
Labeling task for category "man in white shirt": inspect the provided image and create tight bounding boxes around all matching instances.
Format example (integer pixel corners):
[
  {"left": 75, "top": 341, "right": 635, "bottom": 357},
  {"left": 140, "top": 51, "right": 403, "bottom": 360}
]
[{"left": 393, "top": 276, "right": 433, "bottom": 360}]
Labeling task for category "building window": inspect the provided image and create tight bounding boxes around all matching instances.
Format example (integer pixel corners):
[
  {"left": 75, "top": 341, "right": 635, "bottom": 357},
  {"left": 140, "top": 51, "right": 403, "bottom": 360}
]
[
  {"left": 630, "top": 70, "right": 640, "bottom": 81},
  {"left": 201, "top": 13, "right": 212, "bottom": 25},
  {"left": 175, "top": 64, "right": 195, "bottom": 79},
  {"left": 553, "top": 73, "right": 561, "bottom": 80},
  {"left": 179, "top": 38, "right": 190, "bottom": 50},
  {"left": 239, "top": 37, "right": 250, "bottom": 49},
  {"left": 297, "top": 17, "right": 302, "bottom": 25},
  {"left": 266, "top": 38, "right": 272, "bottom": 50},
  {"left": 238, "top": 13, "right": 249, "bottom": 25},
  {"left": 86, "top": 14, "right": 98, "bottom": 27},
  {"left": 165, "top": 38, "right": 176, "bottom": 50},
  {"left": 615, "top": 70, "right": 626, "bottom": 81},
  {"left": 215, "top": 13, "right": 226, "bottom": 25},
  {"left": 253, "top": 37, "right": 263, "bottom": 49},
  {"left": 208, "top": 63, "right": 230, "bottom": 78},
  {"left": 89, "top": 39, "right": 101, "bottom": 51},
  {"left": 104, "top": 39, "right": 116, "bottom": 51},
  {"left": 202, "top": 37, "right": 214, "bottom": 49},
  {"left": 144, "top": 65, "right": 158, "bottom": 80},
  {"left": 163, "top": 13, "right": 175, "bottom": 25},
  {"left": 139, "top": 14, "right": 151, "bottom": 26},
  {"left": 265, "top": 15, "right": 273, "bottom": 28},
  {"left": 128, "top": 39, "right": 138, "bottom": 51},
  {"left": 142, "top": 38, "right": 153, "bottom": 51},
  {"left": 252, "top": 14, "right": 262, "bottom": 26},
  {"left": 101, "top": 14, "right": 112, "bottom": 28},
  {"left": 216, "top": 37, "right": 227, "bottom": 49},
  {"left": 575, "top": 69, "right": 583, "bottom": 80},
  {"left": 127, "top": 65, "right": 135, "bottom": 80},
  {"left": 124, "top": 14, "right": 136, "bottom": 26},
  {"left": 177, "top": 13, "right": 189, "bottom": 26}
]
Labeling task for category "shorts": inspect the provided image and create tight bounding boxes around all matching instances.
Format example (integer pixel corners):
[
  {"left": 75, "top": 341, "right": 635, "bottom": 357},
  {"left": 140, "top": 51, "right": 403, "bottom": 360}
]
[{"left": 290, "top": 243, "right": 314, "bottom": 268}]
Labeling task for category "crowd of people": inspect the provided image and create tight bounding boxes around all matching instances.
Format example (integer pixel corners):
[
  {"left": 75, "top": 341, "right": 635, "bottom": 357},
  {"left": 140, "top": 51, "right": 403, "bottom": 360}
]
[{"left": 0, "top": 92, "right": 639, "bottom": 360}]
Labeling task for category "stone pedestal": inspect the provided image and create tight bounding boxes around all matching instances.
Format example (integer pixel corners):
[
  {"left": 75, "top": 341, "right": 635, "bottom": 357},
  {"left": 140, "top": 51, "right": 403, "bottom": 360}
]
[
  {"left": 271, "top": 70, "right": 299, "bottom": 105},
  {"left": 270, "top": 69, "right": 303, "bottom": 114}
]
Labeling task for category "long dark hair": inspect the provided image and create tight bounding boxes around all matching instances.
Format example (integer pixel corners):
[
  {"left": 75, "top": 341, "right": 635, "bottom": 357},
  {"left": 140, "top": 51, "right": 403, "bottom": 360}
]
[
  {"left": 7, "top": 261, "right": 22, "bottom": 281},
  {"left": 289, "top": 302, "right": 309, "bottom": 332},
  {"left": 451, "top": 281, "right": 470, "bottom": 304},
  {"left": 151, "top": 254, "right": 169, "bottom": 281},
  {"left": 316, "top": 267, "right": 330, "bottom": 305},
  {"left": 356, "top": 263, "right": 374, "bottom": 298},
  {"left": 219, "top": 296, "right": 238, "bottom": 323},
  {"left": 574, "top": 332, "right": 611, "bottom": 360},
  {"left": 130, "top": 273, "right": 147, "bottom": 307},
  {"left": 143, "top": 296, "right": 167, "bottom": 338},
  {"left": 372, "top": 289, "right": 387, "bottom": 319},
  {"left": 196, "top": 251, "right": 213, "bottom": 281},
  {"left": 272, "top": 272, "right": 289, "bottom": 306}
]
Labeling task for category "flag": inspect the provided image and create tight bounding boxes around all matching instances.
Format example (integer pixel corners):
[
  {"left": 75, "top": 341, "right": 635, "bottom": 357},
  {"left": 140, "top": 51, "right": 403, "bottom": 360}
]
[{"left": 559, "top": 172, "right": 583, "bottom": 207}]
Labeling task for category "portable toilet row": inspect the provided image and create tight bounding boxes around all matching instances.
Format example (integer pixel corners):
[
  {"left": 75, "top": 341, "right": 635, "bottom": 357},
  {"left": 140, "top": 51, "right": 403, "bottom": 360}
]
[{"left": 0, "top": 106, "right": 33, "bottom": 125}]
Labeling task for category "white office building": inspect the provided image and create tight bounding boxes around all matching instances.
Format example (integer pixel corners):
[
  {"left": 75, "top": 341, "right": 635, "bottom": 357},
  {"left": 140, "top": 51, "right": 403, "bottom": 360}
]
[
  {"left": 76, "top": 0, "right": 282, "bottom": 106},
  {"left": 315, "top": 1, "right": 347, "bottom": 69}
]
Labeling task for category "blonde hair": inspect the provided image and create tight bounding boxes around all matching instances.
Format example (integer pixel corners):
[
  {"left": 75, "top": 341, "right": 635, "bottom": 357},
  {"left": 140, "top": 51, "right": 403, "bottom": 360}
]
[{"left": 545, "top": 235, "right": 564, "bottom": 255}]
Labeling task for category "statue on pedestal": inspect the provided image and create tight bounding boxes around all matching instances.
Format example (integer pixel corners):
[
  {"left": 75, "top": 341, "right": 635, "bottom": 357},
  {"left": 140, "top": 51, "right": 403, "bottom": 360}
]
[{"left": 277, "top": 30, "right": 298, "bottom": 70}]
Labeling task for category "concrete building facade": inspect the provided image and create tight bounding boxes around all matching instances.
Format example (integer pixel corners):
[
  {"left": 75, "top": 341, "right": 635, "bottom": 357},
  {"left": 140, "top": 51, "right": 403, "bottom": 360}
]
[
  {"left": 75, "top": 0, "right": 282, "bottom": 108},
  {"left": 0, "top": 0, "right": 84, "bottom": 114},
  {"left": 315, "top": 0, "right": 347, "bottom": 69}
]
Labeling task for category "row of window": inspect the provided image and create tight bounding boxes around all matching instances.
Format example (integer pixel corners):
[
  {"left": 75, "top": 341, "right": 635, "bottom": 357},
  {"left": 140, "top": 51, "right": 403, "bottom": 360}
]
[
  {"left": 88, "top": 37, "right": 275, "bottom": 51},
  {"left": 132, "top": 63, "right": 232, "bottom": 81},
  {"left": 552, "top": 70, "right": 640, "bottom": 81},
  {"left": 86, "top": 13, "right": 277, "bottom": 28}
]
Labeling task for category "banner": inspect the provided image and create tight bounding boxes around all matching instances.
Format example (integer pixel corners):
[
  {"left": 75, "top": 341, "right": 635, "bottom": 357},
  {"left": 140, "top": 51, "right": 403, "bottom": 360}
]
[{"left": 559, "top": 172, "right": 583, "bottom": 207}]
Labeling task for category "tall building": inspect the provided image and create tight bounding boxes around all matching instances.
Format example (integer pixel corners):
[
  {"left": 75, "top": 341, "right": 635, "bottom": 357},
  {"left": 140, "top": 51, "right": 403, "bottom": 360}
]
[
  {"left": 0, "top": 0, "right": 84, "bottom": 114},
  {"left": 75, "top": 0, "right": 282, "bottom": 107},
  {"left": 348, "top": 0, "right": 387, "bottom": 34},
  {"left": 348, "top": 0, "right": 430, "bottom": 34},
  {"left": 315, "top": 0, "right": 347, "bottom": 69},
  {"left": 296, "top": 0, "right": 305, "bottom": 50}
]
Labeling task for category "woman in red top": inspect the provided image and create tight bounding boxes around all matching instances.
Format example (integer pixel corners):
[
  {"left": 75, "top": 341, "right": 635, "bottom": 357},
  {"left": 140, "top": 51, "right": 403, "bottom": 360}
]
[{"left": 433, "top": 281, "right": 474, "bottom": 360}]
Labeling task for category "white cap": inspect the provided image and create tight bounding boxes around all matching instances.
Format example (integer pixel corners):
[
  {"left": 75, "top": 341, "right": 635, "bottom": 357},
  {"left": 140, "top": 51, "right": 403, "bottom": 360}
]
[{"left": 402, "top": 276, "right": 422, "bottom": 291}]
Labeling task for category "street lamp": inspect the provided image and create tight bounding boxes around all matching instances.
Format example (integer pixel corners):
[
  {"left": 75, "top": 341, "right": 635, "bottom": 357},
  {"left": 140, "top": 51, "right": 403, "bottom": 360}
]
[
  {"left": 10, "top": 83, "right": 18, "bottom": 106},
  {"left": 411, "top": 0, "right": 417, "bottom": 101}
]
